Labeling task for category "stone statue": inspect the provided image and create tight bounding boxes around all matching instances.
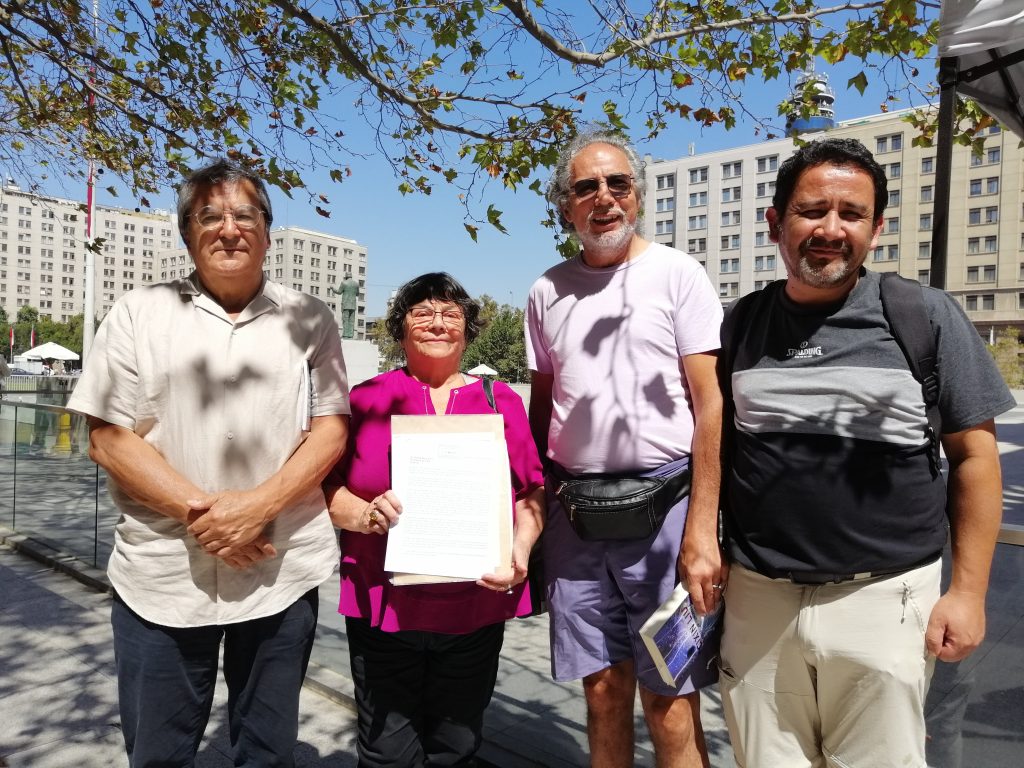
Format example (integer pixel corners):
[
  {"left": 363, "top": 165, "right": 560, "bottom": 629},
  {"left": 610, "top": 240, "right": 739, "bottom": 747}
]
[{"left": 329, "top": 276, "right": 360, "bottom": 339}]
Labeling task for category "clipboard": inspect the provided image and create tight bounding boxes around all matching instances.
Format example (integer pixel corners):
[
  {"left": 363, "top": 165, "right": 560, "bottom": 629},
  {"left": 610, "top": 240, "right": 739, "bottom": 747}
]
[{"left": 386, "top": 414, "right": 512, "bottom": 584}]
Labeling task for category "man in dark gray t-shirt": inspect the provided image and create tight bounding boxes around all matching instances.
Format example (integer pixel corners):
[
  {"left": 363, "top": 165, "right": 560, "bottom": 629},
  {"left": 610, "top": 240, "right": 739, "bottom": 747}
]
[{"left": 709, "top": 138, "right": 1014, "bottom": 768}]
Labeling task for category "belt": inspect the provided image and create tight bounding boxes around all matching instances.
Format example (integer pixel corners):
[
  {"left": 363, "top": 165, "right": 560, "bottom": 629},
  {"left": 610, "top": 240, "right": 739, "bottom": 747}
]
[{"left": 782, "top": 554, "right": 941, "bottom": 585}]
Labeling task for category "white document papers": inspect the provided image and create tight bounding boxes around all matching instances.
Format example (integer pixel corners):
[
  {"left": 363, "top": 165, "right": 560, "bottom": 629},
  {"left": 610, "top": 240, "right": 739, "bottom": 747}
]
[{"left": 385, "top": 414, "right": 512, "bottom": 583}]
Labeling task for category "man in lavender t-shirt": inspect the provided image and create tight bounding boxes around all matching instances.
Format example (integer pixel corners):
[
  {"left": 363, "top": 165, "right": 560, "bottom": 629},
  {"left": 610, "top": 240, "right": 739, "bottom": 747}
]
[{"left": 525, "top": 131, "right": 724, "bottom": 767}]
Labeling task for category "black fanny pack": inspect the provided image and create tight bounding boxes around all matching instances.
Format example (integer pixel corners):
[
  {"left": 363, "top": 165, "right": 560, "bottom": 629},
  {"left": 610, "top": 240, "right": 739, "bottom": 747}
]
[{"left": 552, "top": 462, "right": 692, "bottom": 541}]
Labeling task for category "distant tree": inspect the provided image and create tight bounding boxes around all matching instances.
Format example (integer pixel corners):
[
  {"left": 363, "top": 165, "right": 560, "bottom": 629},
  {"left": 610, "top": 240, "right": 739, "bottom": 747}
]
[
  {"left": 989, "top": 327, "right": 1024, "bottom": 389},
  {"left": 465, "top": 301, "right": 527, "bottom": 382},
  {"left": 4, "top": 307, "right": 83, "bottom": 358},
  {"left": 368, "top": 317, "right": 404, "bottom": 373},
  {"left": 16, "top": 306, "right": 39, "bottom": 325},
  {"left": 0, "top": 0, "right": 964, "bottom": 235}
]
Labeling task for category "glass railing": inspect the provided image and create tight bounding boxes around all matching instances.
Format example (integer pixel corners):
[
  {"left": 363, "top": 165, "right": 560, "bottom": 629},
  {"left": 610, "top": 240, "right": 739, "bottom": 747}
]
[{"left": 0, "top": 399, "right": 114, "bottom": 567}]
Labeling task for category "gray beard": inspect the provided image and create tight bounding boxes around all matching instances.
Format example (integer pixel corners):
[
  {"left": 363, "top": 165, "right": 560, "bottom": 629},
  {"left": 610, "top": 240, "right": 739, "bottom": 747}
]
[
  {"left": 578, "top": 219, "right": 636, "bottom": 261},
  {"left": 794, "top": 252, "right": 855, "bottom": 288}
]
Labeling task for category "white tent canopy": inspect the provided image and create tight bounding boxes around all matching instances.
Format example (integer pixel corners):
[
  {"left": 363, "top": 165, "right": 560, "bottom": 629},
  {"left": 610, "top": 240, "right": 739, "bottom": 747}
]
[
  {"left": 23, "top": 341, "right": 80, "bottom": 361},
  {"left": 467, "top": 364, "right": 498, "bottom": 376},
  {"left": 938, "top": 0, "right": 1024, "bottom": 139}
]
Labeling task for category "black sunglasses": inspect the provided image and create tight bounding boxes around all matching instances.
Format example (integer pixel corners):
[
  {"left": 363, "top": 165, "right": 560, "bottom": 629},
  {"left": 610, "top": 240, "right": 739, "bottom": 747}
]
[{"left": 569, "top": 173, "right": 635, "bottom": 200}]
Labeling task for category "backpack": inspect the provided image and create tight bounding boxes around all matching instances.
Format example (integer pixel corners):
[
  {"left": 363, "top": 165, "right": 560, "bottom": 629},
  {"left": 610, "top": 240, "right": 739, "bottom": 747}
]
[{"left": 720, "top": 272, "right": 941, "bottom": 471}]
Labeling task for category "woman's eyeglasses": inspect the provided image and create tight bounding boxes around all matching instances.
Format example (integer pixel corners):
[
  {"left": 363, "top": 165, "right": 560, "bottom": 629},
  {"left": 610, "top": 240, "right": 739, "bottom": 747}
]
[
  {"left": 408, "top": 307, "right": 465, "bottom": 326},
  {"left": 191, "top": 205, "right": 265, "bottom": 230},
  {"left": 569, "top": 174, "right": 634, "bottom": 201}
]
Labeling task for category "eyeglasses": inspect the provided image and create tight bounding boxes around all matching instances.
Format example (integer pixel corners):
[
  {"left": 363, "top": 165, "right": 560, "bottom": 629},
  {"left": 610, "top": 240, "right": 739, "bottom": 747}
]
[
  {"left": 569, "top": 174, "right": 635, "bottom": 200},
  {"left": 191, "top": 205, "right": 265, "bottom": 230},
  {"left": 408, "top": 307, "right": 465, "bottom": 326}
]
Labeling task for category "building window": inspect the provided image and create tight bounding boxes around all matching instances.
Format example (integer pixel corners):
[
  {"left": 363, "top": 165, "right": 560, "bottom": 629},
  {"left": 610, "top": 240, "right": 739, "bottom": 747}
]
[
  {"left": 656, "top": 198, "right": 675, "bottom": 212},
  {"left": 720, "top": 257, "right": 740, "bottom": 272},
  {"left": 873, "top": 245, "right": 898, "bottom": 262},
  {"left": 987, "top": 177, "right": 999, "bottom": 194},
  {"left": 967, "top": 294, "right": 996, "bottom": 311},
  {"left": 687, "top": 238, "right": 707, "bottom": 253},
  {"left": 969, "top": 208, "right": 982, "bottom": 225},
  {"left": 876, "top": 134, "right": 902, "bottom": 153},
  {"left": 720, "top": 235, "right": 740, "bottom": 251},
  {"left": 721, "top": 161, "right": 742, "bottom": 179},
  {"left": 721, "top": 211, "right": 741, "bottom": 226},
  {"left": 919, "top": 214, "right": 932, "bottom": 231},
  {"left": 968, "top": 237, "right": 980, "bottom": 254},
  {"left": 719, "top": 282, "right": 739, "bottom": 297},
  {"left": 756, "top": 155, "right": 778, "bottom": 173},
  {"left": 656, "top": 174, "right": 675, "bottom": 190},
  {"left": 755, "top": 254, "right": 776, "bottom": 271},
  {"left": 755, "top": 231, "right": 768, "bottom": 247},
  {"left": 756, "top": 181, "right": 776, "bottom": 198},
  {"left": 919, "top": 242, "right": 931, "bottom": 260},
  {"left": 688, "top": 167, "right": 708, "bottom": 184},
  {"left": 921, "top": 157, "right": 934, "bottom": 174},
  {"left": 755, "top": 207, "right": 766, "bottom": 223},
  {"left": 688, "top": 191, "right": 707, "bottom": 207},
  {"left": 985, "top": 235, "right": 998, "bottom": 252},
  {"left": 888, "top": 162, "right": 901, "bottom": 178},
  {"left": 655, "top": 220, "right": 674, "bottom": 235},
  {"left": 722, "top": 186, "right": 742, "bottom": 203},
  {"left": 888, "top": 190, "right": 901, "bottom": 207},
  {"left": 887, "top": 217, "right": 900, "bottom": 233},
  {"left": 687, "top": 215, "right": 707, "bottom": 230},
  {"left": 967, "top": 265, "right": 996, "bottom": 283},
  {"left": 918, "top": 270, "right": 930, "bottom": 285}
]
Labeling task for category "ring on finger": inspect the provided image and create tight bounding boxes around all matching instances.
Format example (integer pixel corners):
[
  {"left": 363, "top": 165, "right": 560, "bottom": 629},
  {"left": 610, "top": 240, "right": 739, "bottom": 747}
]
[
  {"left": 712, "top": 583, "right": 723, "bottom": 590},
  {"left": 368, "top": 510, "right": 380, "bottom": 527}
]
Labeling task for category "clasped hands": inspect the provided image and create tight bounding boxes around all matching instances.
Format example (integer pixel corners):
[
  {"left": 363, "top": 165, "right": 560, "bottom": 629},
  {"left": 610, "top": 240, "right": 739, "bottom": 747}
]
[{"left": 186, "top": 489, "right": 276, "bottom": 570}]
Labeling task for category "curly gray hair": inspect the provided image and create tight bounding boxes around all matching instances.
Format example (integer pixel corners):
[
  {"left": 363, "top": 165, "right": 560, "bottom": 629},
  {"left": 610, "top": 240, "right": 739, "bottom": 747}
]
[{"left": 545, "top": 130, "right": 647, "bottom": 233}]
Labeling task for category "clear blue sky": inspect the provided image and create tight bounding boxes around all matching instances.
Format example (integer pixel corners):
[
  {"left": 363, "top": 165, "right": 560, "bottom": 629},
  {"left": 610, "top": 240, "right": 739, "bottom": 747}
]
[{"left": 41, "top": 55, "right": 936, "bottom": 318}]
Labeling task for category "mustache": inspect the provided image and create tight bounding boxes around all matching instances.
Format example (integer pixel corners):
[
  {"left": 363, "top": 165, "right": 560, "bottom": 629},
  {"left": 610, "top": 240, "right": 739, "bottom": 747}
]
[
  {"left": 801, "top": 236, "right": 851, "bottom": 255},
  {"left": 587, "top": 207, "right": 626, "bottom": 224}
]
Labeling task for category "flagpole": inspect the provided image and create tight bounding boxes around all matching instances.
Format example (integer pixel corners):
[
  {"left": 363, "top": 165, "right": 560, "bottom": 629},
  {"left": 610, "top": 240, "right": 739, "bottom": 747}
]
[{"left": 81, "top": 0, "right": 99, "bottom": 370}]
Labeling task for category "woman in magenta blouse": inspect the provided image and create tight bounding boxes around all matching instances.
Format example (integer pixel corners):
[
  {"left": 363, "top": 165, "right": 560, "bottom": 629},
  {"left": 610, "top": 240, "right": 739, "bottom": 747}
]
[{"left": 325, "top": 272, "right": 545, "bottom": 767}]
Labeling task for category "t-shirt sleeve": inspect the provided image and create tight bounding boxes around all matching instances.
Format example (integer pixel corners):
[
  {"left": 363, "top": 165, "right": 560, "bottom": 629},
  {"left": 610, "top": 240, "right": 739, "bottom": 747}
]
[
  {"left": 673, "top": 260, "right": 724, "bottom": 357},
  {"left": 524, "top": 279, "right": 553, "bottom": 374},
  {"left": 930, "top": 289, "right": 1017, "bottom": 432},
  {"left": 494, "top": 383, "right": 544, "bottom": 498},
  {"left": 65, "top": 298, "right": 138, "bottom": 429}
]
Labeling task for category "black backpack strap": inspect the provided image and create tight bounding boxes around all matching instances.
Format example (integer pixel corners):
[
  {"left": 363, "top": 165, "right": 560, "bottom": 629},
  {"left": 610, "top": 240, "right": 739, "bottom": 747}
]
[
  {"left": 878, "top": 272, "right": 942, "bottom": 472},
  {"left": 481, "top": 376, "right": 497, "bottom": 412}
]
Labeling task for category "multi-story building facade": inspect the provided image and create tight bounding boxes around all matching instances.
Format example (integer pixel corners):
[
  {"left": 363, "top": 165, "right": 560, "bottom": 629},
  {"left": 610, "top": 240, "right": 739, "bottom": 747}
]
[
  {"left": 645, "top": 108, "right": 1022, "bottom": 338},
  {"left": 0, "top": 179, "right": 367, "bottom": 339},
  {"left": 160, "top": 226, "right": 368, "bottom": 340}
]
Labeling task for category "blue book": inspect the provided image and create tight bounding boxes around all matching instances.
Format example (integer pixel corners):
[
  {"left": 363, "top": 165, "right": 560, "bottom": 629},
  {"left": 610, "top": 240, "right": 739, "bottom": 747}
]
[{"left": 639, "top": 583, "right": 723, "bottom": 686}]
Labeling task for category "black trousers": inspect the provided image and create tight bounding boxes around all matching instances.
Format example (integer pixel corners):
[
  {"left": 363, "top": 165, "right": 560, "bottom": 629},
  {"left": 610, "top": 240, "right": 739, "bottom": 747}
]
[
  {"left": 345, "top": 616, "right": 505, "bottom": 768},
  {"left": 111, "top": 588, "right": 319, "bottom": 768}
]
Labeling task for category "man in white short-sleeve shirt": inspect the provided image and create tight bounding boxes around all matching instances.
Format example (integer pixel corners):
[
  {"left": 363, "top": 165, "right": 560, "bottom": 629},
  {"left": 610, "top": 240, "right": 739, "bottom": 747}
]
[
  {"left": 525, "top": 132, "right": 724, "bottom": 768},
  {"left": 68, "top": 159, "right": 349, "bottom": 767}
]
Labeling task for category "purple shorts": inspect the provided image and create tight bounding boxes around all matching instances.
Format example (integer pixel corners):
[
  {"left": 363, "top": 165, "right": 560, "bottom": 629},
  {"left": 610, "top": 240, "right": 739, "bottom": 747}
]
[{"left": 543, "top": 457, "right": 719, "bottom": 696}]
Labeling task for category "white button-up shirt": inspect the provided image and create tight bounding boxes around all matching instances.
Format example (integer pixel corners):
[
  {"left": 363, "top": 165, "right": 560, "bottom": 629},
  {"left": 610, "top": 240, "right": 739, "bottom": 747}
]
[{"left": 69, "top": 274, "right": 349, "bottom": 627}]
